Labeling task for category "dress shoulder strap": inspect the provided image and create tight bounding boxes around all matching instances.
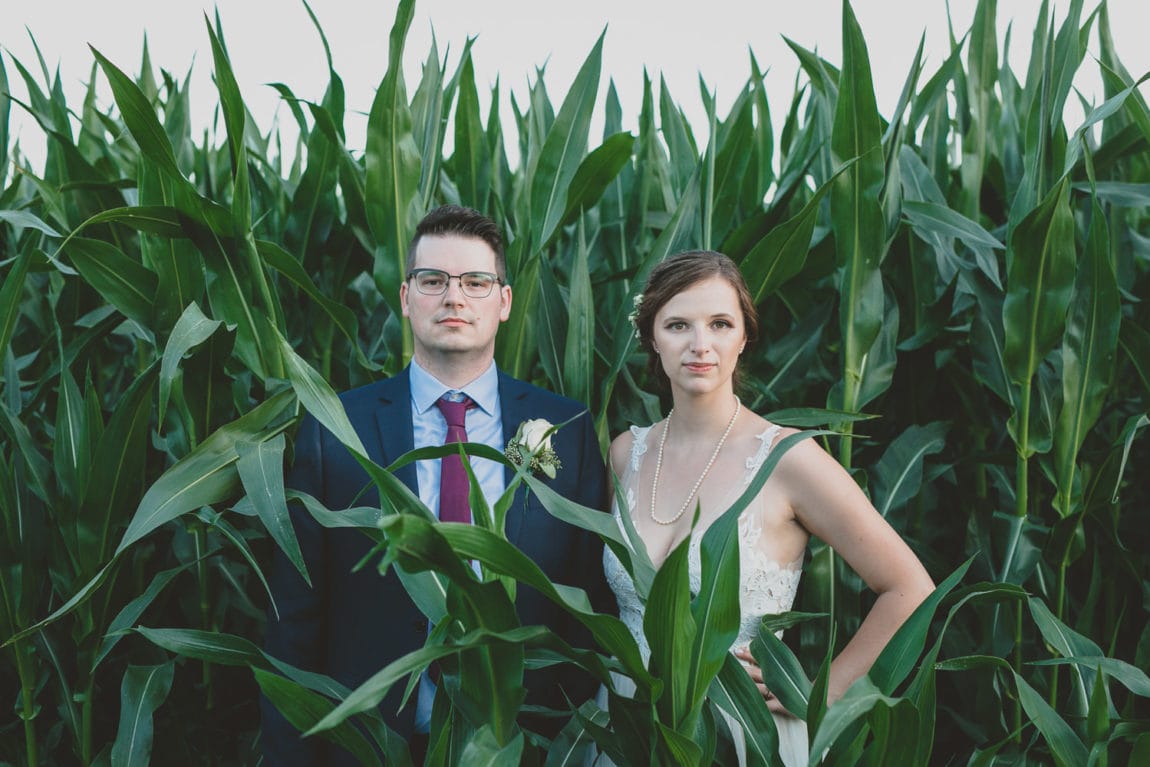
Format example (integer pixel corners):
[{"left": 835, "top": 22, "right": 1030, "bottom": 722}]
[
  {"left": 627, "top": 424, "right": 653, "bottom": 475},
  {"left": 743, "top": 423, "right": 785, "bottom": 486}
]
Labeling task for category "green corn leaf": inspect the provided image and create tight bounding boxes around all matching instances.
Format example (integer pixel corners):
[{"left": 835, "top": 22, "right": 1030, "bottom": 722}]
[
  {"left": 460, "top": 727, "right": 524, "bottom": 765},
  {"left": 534, "top": 253, "right": 568, "bottom": 394},
  {"left": 750, "top": 627, "right": 810, "bottom": 721},
  {"left": 158, "top": 301, "right": 223, "bottom": 420},
  {"left": 61, "top": 237, "right": 157, "bottom": 328},
  {"left": 808, "top": 676, "right": 900, "bottom": 760},
  {"left": 1053, "top": 201, "right": 1119, "bottom": 517},
  {"left": 869, "top": 556, "right": 973, "bottom": 694},
  {"left": 562, "top": 218, "right": 594, "bottom": 405},
  {"left": 558, "top": 131, "right": 635, "bottom": 228},
  {"left": 707, "top": 654, "right": 779, "bottom": 767},
  {"left": 529, "top": 30, "right": 604, "bottom": 247},
  {"left": 741, "top": 161, "right": 849, "bottom": 304},
  {"left": 645, "top": 529, "right": 697, "bottom": 727},
  {"left": 256, "top": 240, "right": 368, "bottom": 367},
  {"left": 52, "top": 350, "right": 88, "bottom": 505},
  {"left": 686, "top": 499, "right": 742, "bottom": 717},
  {"left": 89, "top": 47, "right": 180, "bottom": 177},
  {"left": 871, "top": 422, "right": 949, "bottom": 518},
  {"left": 110, "top": 662, "right": 175, "bottom": 767},
  {"left": 452, "top": 50, "right": 490, "bottom": 212},
  {"left": 79, "top": 364, "right": 158, "bottom": 574},
  {"left": 116, "top": 389, "right": 296, "bottom": 554},
  {"left": 0, "top": 209, "right": 62, "bottom": 238},
  {"left": 1028, "top": 597, "right": 1102, "bottom": 713},
  {"left": 830, "top": 0, "right": 886, "bottom": 416},
  {"left": 1002, "top": 178, "right": 1076, "bottom": 389},
  {"left": 1014, "top": 671, "right": 1089, "bottom": 767},
  {"left": 365, "top": 0, "right": 420, "bottom": 321},
  {"left": 236, "top": 435, "right": 307, "bottom": 586},
  {"left": 253, "top": 668, "right": 384, "bottom": 767},
  {"left": 94, "top": 560, "right": 196, "bottom": 669}
]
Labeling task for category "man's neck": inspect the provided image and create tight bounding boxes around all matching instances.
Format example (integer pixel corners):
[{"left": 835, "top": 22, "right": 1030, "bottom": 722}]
[{"left": 412, "top": 351, "right": 495, "bottom": 390}]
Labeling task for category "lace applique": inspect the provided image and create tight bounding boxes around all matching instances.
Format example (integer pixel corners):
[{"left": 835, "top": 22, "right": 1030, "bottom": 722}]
[
  {"left": 628, "top": 424, "right": 650, "bottom": 474},
  {"left": 744, "top": 424, "right": 784, "bottom": 484}
]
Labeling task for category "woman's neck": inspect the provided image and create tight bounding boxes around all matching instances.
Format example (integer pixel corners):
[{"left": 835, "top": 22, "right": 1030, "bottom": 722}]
[{"left": 668, "top": 387, "right": 740, "bottom": 439}]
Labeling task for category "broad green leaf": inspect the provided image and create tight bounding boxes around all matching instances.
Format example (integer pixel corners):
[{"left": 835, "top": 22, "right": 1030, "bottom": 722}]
[
  {"left": 741, "top": 163, "right": 846, "bottom": 304},
  {"left": 830, "top": 0, "right": 886, "bottom": 416},
  {"left": 562, "top": 219, "right": 593, "bottom": 405},
  {"left": 750, "top": 628, "right": 810, "bottom": 721},
  {"left": 452, "top": 50, "right": 490, "bottom": 212},
  {"left": 79, "top": 364, "right": 158, "bottom": 574},
  {"left": 1053, "top": 201, "right": 1119, "bottom": 517},
  {"left": 871, "top": 422, "right": 949, "bottom": 517},
  {"left": 80, "top": 205, "right": 186, "bottom": 238},
  {"left": 1029, "top": 597, "right": 1102, "bottom": 713},
  {"left": 458, "top": 726, "right": 523, "bottom": 765},
  {"left": 868, "top": 556, "right": 973, "bottom": 694},
  {"left": 0, "top": 251, "right": 33, "bottom": 366},
  {"left": 529, "top": 31, "right": 604, "bottom": 247},
  {"left": 644, "top": 531, "right": 694, "bottom": 731},
  {"left": 90, "top": 47, "right": 180, "bottom": 177},
  {"left": 158, "top": 301, "right": 223, "bottom": 419},
  {"left": 253, "top": 668, "right": 384, "bottom": 767},
  {"left": 808, "top": 676, "right": 900, "bottom": 760},
  {"left": 95, "top": 561, "right": 195, "bottom": 670},
  {"left": 559, "top": 132, "right": 635, "bottom": 227},
  {"left": 1014, "top": 672, "right": 1089, "bottom": 767},
  {"left": 707, "top": 654, "right": 779, "bottom": 767},
  {"left": 277, "top": 332, "right": 367, "bottom": 457},
  {"left": 110, "top": 662, "right": 175, "bottom": 767},
  {"left": 0, "top": 209, "right": 62, "bottom": 237},
  {"left": 236, "top": 435, "right": 307, "bottom": 586},
  {"left": 117, "top": 389, "right": 296, "bottom": 553},
  {"left": 364, "top": 0, "right": 420, "bottom": 322},
  {"left": 256, "top": 239, "right": 368, "bottom": 368},
  {"left": 1002, "top": 178, "right": 1076, "bottom": 388},
  {"left": 901, "top": 200, "right": 1005, "bottom": 250},
  {"left": 62, "top": 237, "right": 157, "bottom": 328}
]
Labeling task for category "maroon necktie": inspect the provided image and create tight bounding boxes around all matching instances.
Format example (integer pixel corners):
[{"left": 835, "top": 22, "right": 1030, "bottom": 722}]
[{"left": 435, "top": 396, "right": 476, "bottom": 524}]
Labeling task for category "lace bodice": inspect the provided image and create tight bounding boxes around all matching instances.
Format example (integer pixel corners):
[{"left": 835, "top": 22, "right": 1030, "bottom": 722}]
[{"left": 603, "top": 423, "right": 803, "bottom": 661}]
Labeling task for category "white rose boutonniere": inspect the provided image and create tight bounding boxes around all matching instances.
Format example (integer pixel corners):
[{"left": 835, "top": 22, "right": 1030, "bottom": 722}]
[{"left": 505, "top": 418, "right": 562, "bottom": 479}]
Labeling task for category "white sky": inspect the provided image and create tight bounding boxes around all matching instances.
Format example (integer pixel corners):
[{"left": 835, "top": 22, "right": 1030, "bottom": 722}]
[{"left": 5, "top": 1, "right": 1150, "bottom": 169}]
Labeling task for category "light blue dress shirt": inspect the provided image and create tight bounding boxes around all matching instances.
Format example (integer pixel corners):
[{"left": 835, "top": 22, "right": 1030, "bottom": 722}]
[{"left": 409, "top": 358, "right": 506, "bottom": 732}]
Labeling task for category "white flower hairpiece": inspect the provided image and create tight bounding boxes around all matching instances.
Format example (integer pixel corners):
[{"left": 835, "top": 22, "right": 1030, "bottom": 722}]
[{"left": 627, "top": 293, "right": 644, "bottom": 339}]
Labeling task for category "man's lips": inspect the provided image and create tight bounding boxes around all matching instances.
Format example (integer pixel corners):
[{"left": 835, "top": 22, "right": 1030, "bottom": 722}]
[{"left": 437, "top": 316, "right": 470, "bottom": 326}]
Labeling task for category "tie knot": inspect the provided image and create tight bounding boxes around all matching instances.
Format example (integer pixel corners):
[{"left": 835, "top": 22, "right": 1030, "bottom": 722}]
[{"left": 436, "top": 395, "right": 474, "bottom": 428}]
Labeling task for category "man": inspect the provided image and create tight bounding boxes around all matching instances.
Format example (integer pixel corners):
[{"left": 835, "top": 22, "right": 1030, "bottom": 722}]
[{"left": 262, "top": 206, "right": 608, "bottom": 765}]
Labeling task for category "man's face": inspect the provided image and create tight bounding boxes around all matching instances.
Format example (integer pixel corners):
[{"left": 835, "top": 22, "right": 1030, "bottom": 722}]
[{"left": 400, "top": 234, "right": 512, "bottom": 367}]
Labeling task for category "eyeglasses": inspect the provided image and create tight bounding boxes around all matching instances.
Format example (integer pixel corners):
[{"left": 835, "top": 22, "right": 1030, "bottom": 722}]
[{"left": 407, "top": 269, "right": 504, "bottom": 298}]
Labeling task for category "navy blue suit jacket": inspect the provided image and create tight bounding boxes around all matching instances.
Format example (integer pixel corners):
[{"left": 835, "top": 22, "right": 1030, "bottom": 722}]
[{"left": 262, "top": 367, "right": 608, "bottom": 765}]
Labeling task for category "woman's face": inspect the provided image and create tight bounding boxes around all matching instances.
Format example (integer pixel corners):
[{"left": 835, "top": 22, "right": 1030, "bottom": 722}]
[{"left": 651, "top": 276, "right": 746, "bottom": 398}]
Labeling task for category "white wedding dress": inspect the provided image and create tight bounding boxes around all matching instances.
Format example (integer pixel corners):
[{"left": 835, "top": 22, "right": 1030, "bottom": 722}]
[{"left": 601, "top": 423, "right": 808, "bottom": 767}]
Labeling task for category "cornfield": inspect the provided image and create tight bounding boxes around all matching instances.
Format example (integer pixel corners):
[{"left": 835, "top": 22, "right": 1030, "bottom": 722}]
[{"left": 1, "top": 0, "right": 1148, "bottom": 764}]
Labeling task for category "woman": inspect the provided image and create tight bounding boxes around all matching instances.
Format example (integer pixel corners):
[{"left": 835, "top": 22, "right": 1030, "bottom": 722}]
[{"left": 602, "top": 250, "right": 934, "bottom": 766}]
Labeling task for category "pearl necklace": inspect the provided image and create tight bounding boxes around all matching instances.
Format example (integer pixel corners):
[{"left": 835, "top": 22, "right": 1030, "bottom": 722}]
[{"left": 649, "top": 398, "right": 741, "bottom": 526}]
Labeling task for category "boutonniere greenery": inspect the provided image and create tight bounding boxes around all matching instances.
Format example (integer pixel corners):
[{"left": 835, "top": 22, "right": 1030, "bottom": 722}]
[{"left": 505, "top": 418, "right": 562, "bottom": 479}]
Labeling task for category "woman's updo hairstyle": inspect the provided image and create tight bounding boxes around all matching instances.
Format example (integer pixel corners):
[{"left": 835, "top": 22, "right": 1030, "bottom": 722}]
[{"left": 632, "top": 250, "right": 759, "bottom": 388}]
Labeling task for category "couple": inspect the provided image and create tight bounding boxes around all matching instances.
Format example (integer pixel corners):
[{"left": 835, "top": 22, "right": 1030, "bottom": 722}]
[{"left": 263, "top": 206, "right": 933, "bottom": 765}]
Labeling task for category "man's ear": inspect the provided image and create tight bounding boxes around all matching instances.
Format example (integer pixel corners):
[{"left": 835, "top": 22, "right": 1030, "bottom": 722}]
[
  {"left": 400, "top": 281, "right": 410, "bottom": 317},
  {"left": 499, "top": 284, "right": 513, "bottom": 322}
]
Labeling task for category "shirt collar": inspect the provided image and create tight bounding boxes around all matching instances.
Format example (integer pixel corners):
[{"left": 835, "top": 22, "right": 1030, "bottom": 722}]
[{"left": 409, "top": 358, "right": 499, "bottom": 416}]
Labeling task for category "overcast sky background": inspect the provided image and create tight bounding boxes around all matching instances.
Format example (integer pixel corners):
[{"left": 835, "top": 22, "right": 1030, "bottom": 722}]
[{"left": 5, "top": 1, "right": 1150, "bottom": 169}]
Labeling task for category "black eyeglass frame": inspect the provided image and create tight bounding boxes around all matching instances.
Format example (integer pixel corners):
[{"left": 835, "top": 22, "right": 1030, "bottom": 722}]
[{"left": 406, "top": 268, "right": 506, "bottom": 298}]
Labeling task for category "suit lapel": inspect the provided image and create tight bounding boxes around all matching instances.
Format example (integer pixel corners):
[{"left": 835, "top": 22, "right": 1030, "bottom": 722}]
[
  {"left": 498, "top": 372, "right": 533, "bottom": 545},
  {"left": 372, "top": 368, "right": 418, "bottom": 494}
]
